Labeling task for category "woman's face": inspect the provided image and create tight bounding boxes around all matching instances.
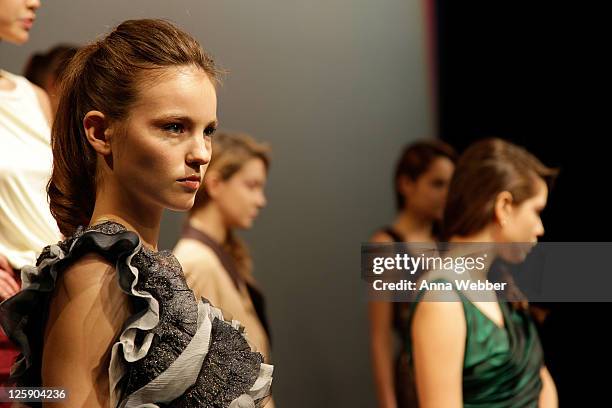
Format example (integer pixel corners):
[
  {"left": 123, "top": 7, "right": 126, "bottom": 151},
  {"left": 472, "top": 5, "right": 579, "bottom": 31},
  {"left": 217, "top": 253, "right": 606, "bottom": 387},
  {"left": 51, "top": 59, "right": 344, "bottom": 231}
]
[
  {"left": 214, "top": 158, "right": 268, "bottom": 230},
  {"left": 109, "top": 66, "right": 217, "bottom": 213},
  {"left": 402, "top": 157, "right": 455, "bottom": 220},
  {"left": 497, "top": 177, "right": 548, "bottom": 262},
  {"left": 502, "top": 177, "right": 548, "bottom": 243},
  {"left": 0, "top": 0, "right": 39, "bottom": 44}
]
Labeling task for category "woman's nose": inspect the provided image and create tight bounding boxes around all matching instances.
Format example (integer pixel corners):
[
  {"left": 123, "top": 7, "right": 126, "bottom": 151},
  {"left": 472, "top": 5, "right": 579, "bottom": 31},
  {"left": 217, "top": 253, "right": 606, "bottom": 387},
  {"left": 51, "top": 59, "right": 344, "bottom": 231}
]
[
  {"left": 258, "top": 192, "right": 267, "bottom": 208},
  {"left": 186, "top": 138, "right": 211, "bottom": 167},
  {"left": 535, "top": 218, "right": 545, "bottom": 238},
  {"left": 27, "top": 0, "right": 41, "bottom": 11}
]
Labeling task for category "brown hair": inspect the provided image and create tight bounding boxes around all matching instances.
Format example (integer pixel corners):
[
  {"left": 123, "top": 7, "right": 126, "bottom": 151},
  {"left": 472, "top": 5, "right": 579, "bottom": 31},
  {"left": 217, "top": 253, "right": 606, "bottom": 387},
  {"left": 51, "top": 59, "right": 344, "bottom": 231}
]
[
  {"left": 191, "top": 131, "right": 271, "bottom": 281},
  {"left": 394, "top": 139, "right": 457, "bottom": 211},
  {"left": 442, "top": 138, "right": 558, "bottom": 241},
  {"left": 442, "top": 138, "right": 558, "bottom": 309},
  {"left": 47, "top": 19, "right": 220, "bottom": 237},
  {"left": 23, "top": 44, "right": 79, "bottom": 89}
]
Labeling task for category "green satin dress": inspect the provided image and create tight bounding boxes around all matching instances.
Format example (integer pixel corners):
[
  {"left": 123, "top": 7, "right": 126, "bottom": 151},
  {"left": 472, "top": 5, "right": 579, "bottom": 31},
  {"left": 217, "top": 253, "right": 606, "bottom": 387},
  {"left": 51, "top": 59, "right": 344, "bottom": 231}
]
[{"left": 407, "top": 279, "right": 543, "bottom": 407}]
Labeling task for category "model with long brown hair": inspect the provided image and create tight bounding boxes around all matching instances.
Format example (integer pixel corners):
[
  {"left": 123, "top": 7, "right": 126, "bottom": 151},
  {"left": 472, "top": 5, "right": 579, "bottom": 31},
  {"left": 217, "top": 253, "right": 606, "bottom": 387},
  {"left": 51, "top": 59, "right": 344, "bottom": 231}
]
[
  {"left": 368, "top": 139, "right": 456, "bottom": 408},
  {"left": 409, "top": 138, "right": 558, "bottom": 407},
  {"left": 0, "top": 19, "right": 272, "bottom": 407}
]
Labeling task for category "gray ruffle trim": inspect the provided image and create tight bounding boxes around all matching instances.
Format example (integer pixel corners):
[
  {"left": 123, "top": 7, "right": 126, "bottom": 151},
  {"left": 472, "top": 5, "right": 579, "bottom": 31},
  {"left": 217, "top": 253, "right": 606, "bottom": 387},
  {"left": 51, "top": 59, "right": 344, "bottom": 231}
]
[{"left": 0, "top": 221, "right": 273, "bottom": 408}]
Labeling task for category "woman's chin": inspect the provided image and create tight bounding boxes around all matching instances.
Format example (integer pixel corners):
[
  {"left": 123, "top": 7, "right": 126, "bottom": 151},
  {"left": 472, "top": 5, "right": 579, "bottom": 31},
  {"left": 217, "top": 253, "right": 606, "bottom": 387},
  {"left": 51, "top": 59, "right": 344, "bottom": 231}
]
[
  {"left": 166, "top": 198, "right": 196, "bottom": 212},
  {"left": 235, "top": 218, "right": 254, "bottom": 230},
  {"left": 499, "top": 243, "right": 535, "bottom": 264},
  {"left": 4, "top": 29, "right": 29, "bottom": 45}
]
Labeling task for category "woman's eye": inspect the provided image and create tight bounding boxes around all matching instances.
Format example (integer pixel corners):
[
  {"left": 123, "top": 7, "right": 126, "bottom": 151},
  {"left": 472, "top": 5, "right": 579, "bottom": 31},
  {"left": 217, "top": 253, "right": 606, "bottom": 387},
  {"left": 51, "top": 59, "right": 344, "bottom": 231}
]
[
  {"left": 164, "top": 123, "right": 185, "bottom": 133},
  {"left": 431, "top": 179, "right": 445, "bottom": 188},
  {"left": 204, "top": 126, "right": 217, "bottom": 137}
]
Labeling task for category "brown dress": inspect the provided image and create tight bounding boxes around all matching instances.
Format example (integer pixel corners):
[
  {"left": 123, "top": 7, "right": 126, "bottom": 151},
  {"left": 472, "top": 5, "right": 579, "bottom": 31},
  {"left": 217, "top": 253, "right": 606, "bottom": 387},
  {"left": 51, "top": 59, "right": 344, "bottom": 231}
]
[{"left": 174, "top": 224, "right": 275, "bottom": 408}]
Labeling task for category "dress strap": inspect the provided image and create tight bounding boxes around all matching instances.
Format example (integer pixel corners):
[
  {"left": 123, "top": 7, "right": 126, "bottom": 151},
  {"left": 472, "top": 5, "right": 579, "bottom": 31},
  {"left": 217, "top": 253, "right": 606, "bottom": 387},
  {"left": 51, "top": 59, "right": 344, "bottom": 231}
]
[
  {"left": 181, "top": 223, "right": 242, "bottom": 289},
  {"left": 381, "top": 226, "right": 405, "bottom": 242},
  {"left": 181, "top": 223, "right": 273, "bottom": 342}
]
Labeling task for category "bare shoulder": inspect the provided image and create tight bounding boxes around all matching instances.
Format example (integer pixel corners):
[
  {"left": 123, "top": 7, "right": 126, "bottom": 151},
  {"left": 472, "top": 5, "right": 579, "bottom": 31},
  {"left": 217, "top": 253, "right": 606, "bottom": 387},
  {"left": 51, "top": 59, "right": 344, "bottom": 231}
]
[
  {"left": 370, "top": 230, "right": 394, "bottom": 243},
  {"left": 44, "top": 251, "right": 130, "bottom": 353},
  {"left": 412, "top": 289, "right": 465, "bottom": 335},
  {"left": 58, "top": 252, "right": 117, "bottom": 300},
  {"left": 62, "top": 253, "right": 115, "bottom": 291},
  {"left": 43, "top": 254, "right": 129, "bottom": 406}
]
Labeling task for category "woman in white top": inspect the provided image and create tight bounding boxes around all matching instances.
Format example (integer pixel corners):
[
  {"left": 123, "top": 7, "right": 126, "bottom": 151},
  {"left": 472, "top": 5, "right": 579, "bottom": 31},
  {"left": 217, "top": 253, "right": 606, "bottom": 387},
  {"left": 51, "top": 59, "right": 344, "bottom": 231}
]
[
  {"left": 1, "top": 0, "right": 58, "bottom": 297},
  {"left": 1, "top": 0, "right": 60, "bottom": 387}
]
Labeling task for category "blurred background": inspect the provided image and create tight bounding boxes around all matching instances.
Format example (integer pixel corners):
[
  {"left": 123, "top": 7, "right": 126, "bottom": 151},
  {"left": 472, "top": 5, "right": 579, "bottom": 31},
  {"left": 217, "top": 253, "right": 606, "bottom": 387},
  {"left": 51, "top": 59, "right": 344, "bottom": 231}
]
[
  {"left": 435, "top": 2, "right": 608, "bottom": 406},
  {"left": 2, "top": 1, "right": 433, "bottom": 406},
  {"left": 1, "top": 0, "right": 607, "bottom": 406}
]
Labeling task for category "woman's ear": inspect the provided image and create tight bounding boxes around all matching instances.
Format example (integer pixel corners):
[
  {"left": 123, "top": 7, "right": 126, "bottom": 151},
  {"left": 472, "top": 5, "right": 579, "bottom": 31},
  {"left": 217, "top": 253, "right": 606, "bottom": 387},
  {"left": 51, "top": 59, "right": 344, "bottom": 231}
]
[
  {"left": 494, "top": 190, "right": 514, "bottom": 227},
  {"left": 83, "top": 111, "right": 112, "bottom": 155},
  {"left": 398, "top": 174, "right": 416, "bottom": 199},
  {"left": 204, "top": 170, "right": 222, "bottom": 199}
]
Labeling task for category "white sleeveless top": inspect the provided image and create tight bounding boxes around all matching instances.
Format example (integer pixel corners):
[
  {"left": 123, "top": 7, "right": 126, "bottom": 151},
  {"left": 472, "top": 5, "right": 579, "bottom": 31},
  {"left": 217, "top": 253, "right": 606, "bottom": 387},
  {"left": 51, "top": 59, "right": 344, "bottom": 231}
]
[{"left": 0, "top": 70, "right": 60, "bottom": 269}]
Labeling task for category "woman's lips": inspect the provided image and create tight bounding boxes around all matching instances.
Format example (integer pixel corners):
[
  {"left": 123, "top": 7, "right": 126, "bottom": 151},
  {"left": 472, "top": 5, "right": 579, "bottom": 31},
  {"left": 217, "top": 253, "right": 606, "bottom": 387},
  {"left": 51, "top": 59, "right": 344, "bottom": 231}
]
[
  {"left": 177, "top": 176, "right": 201, "bottom": 191},
  {"left": 21, "top": 18, "right": 34, "bottom": 30},
  {"left": 179, "top": 180, "right": 200, "bottom": 190}
]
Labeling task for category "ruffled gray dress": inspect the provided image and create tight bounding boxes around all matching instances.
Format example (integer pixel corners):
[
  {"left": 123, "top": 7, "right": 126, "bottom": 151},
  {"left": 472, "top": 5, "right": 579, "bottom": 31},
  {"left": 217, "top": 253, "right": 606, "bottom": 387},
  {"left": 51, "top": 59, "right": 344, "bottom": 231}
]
[{"left": 0, "top": 221, "right": 273, "bottom": 407}]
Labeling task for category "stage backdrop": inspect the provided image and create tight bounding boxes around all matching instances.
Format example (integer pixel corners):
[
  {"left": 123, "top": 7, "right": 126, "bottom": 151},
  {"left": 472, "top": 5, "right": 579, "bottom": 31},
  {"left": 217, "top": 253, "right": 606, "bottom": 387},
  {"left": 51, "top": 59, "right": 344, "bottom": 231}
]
[{"left": 1, "top": 1, "right": 433, "bottom": 405}]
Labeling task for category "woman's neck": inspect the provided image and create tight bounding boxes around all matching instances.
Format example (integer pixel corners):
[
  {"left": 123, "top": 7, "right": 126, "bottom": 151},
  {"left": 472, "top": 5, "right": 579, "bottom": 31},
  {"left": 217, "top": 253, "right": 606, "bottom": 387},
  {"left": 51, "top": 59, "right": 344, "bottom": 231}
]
[
  {"left": 449, "top": 227, "right": 496, "bottom": 244},
  {"left": 89, "top": 182, "right": 163, "bottom": 251},
  {"left": 393, "top": 209, "right": 435, "bottom": 242},
  {"left": 0, "top": 72, "right": 17, "bottom": 92},
  {"left": 448, "top": 228, "right": 497, "bottom": 280},
  {"left": 188, "top": 204, "right": 228, "bottom": 244}
]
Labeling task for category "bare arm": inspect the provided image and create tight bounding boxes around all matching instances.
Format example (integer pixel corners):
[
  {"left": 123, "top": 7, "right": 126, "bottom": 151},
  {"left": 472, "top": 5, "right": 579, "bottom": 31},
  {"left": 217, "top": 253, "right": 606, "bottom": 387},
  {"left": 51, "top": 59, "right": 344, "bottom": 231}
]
[
  {"left": 369, "top": 301, "right": 397, "bottom": 408},
  {"left": 368, "top": 231, "right": 399, "bottom": 408},
  {"left": 42, "top": 253, "right": 131, "bottom": 407},
  {"left": 539, "top": 366, "right": 558, "bottom": 408},
  {"left": 411, "top": 293, "right": 465, "bottom": 408}
]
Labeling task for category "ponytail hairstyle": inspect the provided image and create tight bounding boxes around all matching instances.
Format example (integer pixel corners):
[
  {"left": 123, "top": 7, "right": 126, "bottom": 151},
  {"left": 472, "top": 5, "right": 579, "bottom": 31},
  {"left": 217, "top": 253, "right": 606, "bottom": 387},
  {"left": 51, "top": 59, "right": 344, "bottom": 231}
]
[
  {"left": 442, "top": 138, "right": 558, "bottom": 241},
  {"left": 191, "top": 132, "right": 271, "bottom": 281},
  {"left": 441, "top": 138, "right": 559, "bottom": 309},
  {"left": 47, "top": 19, "right": 220, "bottom": 237}
]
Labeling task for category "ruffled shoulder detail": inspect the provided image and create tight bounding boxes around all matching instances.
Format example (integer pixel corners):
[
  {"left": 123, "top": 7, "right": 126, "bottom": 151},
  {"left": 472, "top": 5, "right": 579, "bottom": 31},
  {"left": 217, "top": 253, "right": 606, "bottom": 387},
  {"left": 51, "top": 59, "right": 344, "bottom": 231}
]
[
  {"left": 164, "top": 301, "right": 273, "bottom": 408},
  {"left": 0, "top": 221, "right": 142, "bottom": 387},
  {"left": 0, "top": 221, "right": 273, "bottom": 408},
  {"left": 121, "top": 300, "right": 273, "bottom": 408}
]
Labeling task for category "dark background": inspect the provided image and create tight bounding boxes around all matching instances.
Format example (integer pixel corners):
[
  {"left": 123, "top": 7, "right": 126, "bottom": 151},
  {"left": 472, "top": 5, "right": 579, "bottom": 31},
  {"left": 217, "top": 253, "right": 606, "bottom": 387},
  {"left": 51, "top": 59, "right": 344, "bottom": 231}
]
[
  {"left": 1, "top": 1, "right": 436, "bottom": 406},
  {"left": 435, "top": 1, "right": 609, "bottom": 405}
]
